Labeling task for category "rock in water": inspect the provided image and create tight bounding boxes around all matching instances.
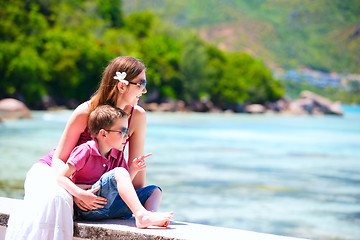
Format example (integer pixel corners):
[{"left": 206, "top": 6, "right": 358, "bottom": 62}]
[
  {"left": 0, "top": 98, "right": 31, "bottom": 119},
  {"left": 245, "top": 104, "right": 266, "bottom": 114},
  {"left": 300, "top": 91, "right": 343, "bottom": 115}
]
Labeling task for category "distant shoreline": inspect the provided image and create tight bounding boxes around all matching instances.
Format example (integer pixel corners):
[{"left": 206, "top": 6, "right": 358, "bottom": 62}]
[{"left": 2, "top": 91, "right": 359, "bottom": 120}]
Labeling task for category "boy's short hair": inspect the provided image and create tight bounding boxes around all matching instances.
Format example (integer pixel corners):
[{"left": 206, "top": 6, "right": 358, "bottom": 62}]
[{"left": 88, "top": 105, "right": 129, "bottom": 137}]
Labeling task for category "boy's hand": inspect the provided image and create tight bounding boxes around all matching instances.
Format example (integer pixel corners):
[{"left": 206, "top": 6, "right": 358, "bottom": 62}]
[
  {"left": 131, "top": 153, "right": 152, "bottom": 172},
  {"left": 74, "top": 186, "right": 107, "bottom": 211}
]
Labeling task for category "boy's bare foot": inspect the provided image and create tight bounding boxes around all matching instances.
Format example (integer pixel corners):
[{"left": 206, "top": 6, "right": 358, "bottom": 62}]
[{"left": 135, "top": 211, "right": 173, "bottom": 229}]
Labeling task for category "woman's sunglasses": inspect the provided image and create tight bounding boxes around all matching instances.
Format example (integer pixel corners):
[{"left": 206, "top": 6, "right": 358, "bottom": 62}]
[{"left": 127, "top": 79, "right": 147, "bottom": 91}]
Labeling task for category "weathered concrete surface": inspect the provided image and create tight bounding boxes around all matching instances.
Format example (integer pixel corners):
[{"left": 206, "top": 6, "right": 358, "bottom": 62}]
[
  {"left": 0, "top": 226, "right": 6, "bottom": 240},
  {"left": 0, "top": 197, "right": 307, "bottom": 240}
]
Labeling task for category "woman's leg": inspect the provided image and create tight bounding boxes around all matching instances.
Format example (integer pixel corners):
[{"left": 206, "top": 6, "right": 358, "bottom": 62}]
[
  {"left": 5, "top": 163, "right": 73, "bottom": 240},
  {"left": 144, "top": 187, "right": 162, "bottom": 212}
]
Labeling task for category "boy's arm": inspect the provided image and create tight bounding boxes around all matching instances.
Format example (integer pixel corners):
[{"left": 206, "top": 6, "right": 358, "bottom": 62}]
[
  {"left": 56, "top": 163, "right": 106, "bottom": 211},
  {"left": 56, "top": 163, "right": 84, "bottom": 197}
]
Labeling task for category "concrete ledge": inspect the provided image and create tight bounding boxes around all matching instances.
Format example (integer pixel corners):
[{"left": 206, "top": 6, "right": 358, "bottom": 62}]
[{"left": 0, "top": 197, "right": 307, "bottom": 240}]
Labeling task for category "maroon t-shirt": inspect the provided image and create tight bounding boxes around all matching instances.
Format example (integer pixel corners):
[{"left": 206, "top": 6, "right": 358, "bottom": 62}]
[{"left": 67, "top": 140, "right": 129, "bottom": 185}]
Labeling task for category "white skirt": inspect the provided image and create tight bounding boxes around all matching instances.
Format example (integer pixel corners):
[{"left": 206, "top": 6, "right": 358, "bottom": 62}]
[{"left": 5, "top": 163, "right": 74, "bottom": 240}]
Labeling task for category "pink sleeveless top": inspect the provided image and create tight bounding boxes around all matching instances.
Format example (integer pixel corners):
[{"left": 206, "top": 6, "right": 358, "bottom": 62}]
[{"left": 38, "top": 105, "right": 134, "bottom": 166}]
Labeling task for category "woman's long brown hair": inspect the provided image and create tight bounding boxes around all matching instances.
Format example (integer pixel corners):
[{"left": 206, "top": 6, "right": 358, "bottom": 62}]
[{"left": 89, "top": 56, "right": 145, "bottom": 114}]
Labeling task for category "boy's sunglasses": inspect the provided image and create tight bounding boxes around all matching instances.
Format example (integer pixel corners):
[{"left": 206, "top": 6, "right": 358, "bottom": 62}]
[{"left": 105, "top": 127, "right": 129, "bottom": 138}]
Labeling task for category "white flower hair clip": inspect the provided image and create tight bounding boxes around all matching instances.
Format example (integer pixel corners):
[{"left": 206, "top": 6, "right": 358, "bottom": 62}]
[{"left": 114, "top": 72, "right": 129, "bottom": 85}]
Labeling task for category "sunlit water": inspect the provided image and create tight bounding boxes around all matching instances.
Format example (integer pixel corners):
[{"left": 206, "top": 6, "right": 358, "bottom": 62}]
[{"left": 1, "top": 106, "right": 359, "bottom": 240}]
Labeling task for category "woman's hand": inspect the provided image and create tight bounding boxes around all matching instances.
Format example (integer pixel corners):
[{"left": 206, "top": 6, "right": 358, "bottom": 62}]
[
  {"left": 130, "top": 153, "right": 152, "bottom": 172},
  {"left": 74, "top": 186, "right": 107, "bottom": 211},
  {"left": 129, "top": 153, "right": 152, "bottom": 181}
]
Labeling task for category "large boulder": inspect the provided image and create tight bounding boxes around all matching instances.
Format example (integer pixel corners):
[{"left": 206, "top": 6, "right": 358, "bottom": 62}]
[
  {"left": 190, "top": 99, "right": 215, "bottom": 112},
  {"left": 300, "top": 91, "right": 343, "bottom": 115},
  {"left": 279, "top": 91, "right": 343, "bottom": 115},
  {"left": 245, "top": 104, "right": 266, "bottom": 114},
  {"left": 0, "top": 98, "right": 31, "bottom": 119},
  {"left": 287, "top": 98, "right": 315, "bottom": 114},
  {"left": 267, "top": 98, "right": 290, "bottom": 112}
]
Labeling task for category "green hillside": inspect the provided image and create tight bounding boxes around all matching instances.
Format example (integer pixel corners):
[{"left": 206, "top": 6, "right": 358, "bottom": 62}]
[
  {"left": 123, "top": 0, "right": 360, "bottom": 74},
  {"left": 0, "top": 0, "right": 284, "bottom": 108}
]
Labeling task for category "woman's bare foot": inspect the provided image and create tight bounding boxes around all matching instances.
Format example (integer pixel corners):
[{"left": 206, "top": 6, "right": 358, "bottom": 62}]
[{"left": 135, "top": 211, "right": 173, "bottom": 229}]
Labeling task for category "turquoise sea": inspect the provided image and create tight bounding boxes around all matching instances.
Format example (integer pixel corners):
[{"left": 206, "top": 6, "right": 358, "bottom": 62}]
[{"left": 1, "top": 106, "right": 360, "bottom": 240}]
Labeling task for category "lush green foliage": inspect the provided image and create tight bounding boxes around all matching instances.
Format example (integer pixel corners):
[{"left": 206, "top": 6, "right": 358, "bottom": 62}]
[
  {"left": 0, "top": 0, "right": 284, "bottom": 108},
  {"left": 124, "top": 0, "right": 360, "bottom": 74}
]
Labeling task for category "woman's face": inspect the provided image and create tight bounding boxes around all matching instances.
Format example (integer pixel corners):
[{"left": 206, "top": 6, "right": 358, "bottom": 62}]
[{"left": 122, "top": 70, "right": 147, "bottom": 106}]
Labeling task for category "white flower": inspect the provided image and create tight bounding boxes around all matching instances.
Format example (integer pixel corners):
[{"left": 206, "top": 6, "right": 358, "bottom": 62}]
[{"left": 114, "top": 72, "right": 128, "bottom": 85}]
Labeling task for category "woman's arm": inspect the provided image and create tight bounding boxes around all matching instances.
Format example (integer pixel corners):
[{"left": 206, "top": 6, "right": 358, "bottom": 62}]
[
  {"left": 127, "top": 105, "right": 147, "bottom": 190},
  {"left": 52, "top": 102, "right": 89, "bottom": 174}
]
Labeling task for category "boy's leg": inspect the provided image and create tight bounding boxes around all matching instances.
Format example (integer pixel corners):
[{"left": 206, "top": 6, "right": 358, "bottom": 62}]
[
  {"left": 113, "top": 167, "right": 173, "bottom": 228},
  {"left": 113, "top": 167, "right": 146, "bottom": 215},
  {"left": 75, "top": 168, "right": 173, "bottom": 228}
]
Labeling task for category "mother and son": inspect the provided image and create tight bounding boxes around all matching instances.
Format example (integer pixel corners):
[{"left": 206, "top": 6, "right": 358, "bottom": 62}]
[{"left": 6, "top": 56, "right": 174, "bottom": 240}]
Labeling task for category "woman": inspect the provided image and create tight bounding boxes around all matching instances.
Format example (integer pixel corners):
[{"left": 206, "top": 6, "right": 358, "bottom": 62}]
[{"left": 6, "top": 56, "right": 171, "bottom": 240}]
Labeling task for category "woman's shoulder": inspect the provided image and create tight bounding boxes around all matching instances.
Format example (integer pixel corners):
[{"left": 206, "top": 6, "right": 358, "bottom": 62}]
[
  {"left": 67, "top": 101, "right": 90, "bottom": 125},
  {"left": 71, "top": 102, "right": 90, "bottom": 116},
  {"left": 133, "top": 105, "right": 146, "bottom": 115},
  {"left": 74, "top": 101, "right": 90, "bottom": 113},
  {"left": 131, "top": 105, "right": 146, "bottom": 120},
  {"left": 127, "top": 105, "right": 146, "bottom": 128}
]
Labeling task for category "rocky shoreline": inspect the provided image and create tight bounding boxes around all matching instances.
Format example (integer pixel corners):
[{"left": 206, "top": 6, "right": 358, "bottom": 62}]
[
  {"left": 0, "top": 90, "right": 343, "bottom": 120},
  {"left": 141, "top": 90, "right": 343, "bottom": 116}
]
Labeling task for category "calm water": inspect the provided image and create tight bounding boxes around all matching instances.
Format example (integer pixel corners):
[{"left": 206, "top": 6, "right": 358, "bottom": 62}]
[{"left": 1, "top": 106, "right": 360, "bottom": 240}]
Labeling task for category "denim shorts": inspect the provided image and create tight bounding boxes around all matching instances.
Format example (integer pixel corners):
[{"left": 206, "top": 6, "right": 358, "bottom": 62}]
[{"left": 74, "top": 168, "right": 160, "bottom": 221}]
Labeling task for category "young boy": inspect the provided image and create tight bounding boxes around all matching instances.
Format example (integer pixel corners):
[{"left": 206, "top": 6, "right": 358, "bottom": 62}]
[{"left": 57, "top": 105, "right": 173, "bottom": 228}]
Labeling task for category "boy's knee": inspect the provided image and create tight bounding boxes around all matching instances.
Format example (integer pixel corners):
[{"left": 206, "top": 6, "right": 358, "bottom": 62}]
[{"left": 114, "top": 167, "right": 130, "bottom": 179}]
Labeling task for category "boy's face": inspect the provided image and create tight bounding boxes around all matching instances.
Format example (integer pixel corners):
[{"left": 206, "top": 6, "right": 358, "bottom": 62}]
[{"left": 105, "top": 118, "right": 129, "bottom": 150}]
